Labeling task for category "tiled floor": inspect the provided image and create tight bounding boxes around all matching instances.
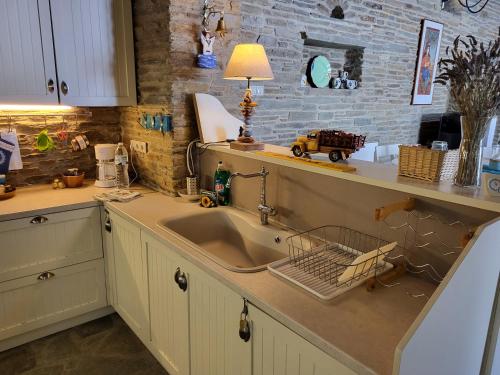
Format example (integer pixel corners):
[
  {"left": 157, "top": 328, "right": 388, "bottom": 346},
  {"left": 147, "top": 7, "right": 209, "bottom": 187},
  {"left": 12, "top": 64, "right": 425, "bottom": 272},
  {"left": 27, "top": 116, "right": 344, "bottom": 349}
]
[{"left": 0, "top": 314, "right": 167, "bottom": 375}]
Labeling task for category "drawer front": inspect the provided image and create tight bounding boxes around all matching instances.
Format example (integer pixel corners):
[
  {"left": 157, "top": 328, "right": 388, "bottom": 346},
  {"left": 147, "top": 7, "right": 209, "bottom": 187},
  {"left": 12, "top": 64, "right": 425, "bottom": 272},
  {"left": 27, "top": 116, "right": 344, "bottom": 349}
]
[
  {"left": 0, "top": 259, "right": 107, "bottom": 341},
  {"left": 0, "top": 207, "right": 103, "bottom": 282}
]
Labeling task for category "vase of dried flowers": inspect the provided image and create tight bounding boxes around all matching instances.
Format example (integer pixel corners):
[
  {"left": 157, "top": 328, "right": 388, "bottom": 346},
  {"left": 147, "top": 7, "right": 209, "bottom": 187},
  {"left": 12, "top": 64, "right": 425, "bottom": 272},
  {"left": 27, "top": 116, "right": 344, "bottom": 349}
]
[{"left": 435, "top": 35, "right": 499, "bottom": 187}]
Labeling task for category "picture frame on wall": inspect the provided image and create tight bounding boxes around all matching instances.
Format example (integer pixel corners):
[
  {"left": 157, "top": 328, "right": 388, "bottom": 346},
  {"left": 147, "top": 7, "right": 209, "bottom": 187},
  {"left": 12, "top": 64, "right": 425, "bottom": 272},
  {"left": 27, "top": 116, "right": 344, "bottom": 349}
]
[{"left": 411, "top": 19, "right": 444, "bottom": 105}]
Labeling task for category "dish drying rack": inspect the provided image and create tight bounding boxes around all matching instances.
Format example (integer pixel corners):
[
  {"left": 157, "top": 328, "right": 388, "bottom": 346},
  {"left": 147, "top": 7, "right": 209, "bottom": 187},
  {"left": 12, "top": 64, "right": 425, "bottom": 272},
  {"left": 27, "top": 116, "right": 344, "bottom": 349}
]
[
  {"left": 268, "top": 226, "right": 396, "bottom": 301},
  {"left": 268, "top": 198, "right": 476, "bottom": 302}
]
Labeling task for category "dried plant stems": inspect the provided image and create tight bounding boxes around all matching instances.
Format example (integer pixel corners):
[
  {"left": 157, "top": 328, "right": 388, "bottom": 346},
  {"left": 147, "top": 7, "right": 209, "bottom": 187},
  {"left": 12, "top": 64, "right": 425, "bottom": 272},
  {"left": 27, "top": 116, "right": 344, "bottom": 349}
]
[{"left": 435, "top": 35, "right": 500, "bottom": 186}]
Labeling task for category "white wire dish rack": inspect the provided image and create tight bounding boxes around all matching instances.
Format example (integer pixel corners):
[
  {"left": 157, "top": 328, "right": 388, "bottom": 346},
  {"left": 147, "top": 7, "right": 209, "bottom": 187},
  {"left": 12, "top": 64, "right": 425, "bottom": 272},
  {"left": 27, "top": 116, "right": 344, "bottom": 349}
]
[{"left": 268, "top": 226, "right": 397, "bottom": 302}]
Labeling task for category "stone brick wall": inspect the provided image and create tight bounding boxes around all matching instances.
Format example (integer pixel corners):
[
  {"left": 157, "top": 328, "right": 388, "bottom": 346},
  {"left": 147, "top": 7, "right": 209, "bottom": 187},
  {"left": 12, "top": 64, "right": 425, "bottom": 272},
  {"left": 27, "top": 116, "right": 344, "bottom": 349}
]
[
  {"left": 123, "top": 0, "right": 499, "bottom": 194},
  {"left": 240, "top": 0, "right": 500, "bottom": 146},
  {"left": 121, "top": 0, "right": 242, "bottom": 194},
  {"left": 2, "top": 108, "right": 121, "bottom": 186}
]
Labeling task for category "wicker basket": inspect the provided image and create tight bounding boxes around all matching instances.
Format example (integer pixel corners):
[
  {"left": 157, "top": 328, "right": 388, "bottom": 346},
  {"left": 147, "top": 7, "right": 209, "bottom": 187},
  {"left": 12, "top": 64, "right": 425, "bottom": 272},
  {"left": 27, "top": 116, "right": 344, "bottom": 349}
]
[{"left": 398, "top": 145, "right": 459, "bottom": 182}]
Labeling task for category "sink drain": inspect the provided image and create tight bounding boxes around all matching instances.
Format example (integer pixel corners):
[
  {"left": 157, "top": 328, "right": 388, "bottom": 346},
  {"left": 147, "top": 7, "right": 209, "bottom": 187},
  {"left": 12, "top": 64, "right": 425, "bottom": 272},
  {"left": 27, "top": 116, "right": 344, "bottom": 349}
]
[{"left": 274, "top": 235, "right": 281, "bottom": 244}]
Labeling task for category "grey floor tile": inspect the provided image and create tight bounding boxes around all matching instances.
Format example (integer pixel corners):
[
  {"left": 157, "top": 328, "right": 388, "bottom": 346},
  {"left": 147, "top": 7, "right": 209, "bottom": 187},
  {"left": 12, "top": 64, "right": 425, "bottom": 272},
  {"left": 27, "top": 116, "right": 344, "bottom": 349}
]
[{"left": 0, "top": 314, "right": 168, "bottom": 375}]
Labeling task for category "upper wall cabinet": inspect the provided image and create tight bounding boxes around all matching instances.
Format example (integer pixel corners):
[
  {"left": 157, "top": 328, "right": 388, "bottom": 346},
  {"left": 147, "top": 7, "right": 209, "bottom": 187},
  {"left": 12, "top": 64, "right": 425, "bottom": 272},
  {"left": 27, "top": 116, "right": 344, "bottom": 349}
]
[
  {"left": 0, "top": 0, "right": 136, "bottom": 106},
  {"left": 50, "top": 0, "right": 136, "bottom": 106},
  {"left": 0, "top": 0, "right": 58, "bottom": 104}
]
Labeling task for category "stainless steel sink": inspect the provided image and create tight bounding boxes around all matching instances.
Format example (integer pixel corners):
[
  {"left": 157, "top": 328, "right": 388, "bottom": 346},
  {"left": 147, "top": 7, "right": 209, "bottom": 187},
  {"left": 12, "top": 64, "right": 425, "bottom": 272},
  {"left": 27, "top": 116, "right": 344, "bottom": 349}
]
[{"left": 157, "top": 209, "right": 290, "bottom": 272}]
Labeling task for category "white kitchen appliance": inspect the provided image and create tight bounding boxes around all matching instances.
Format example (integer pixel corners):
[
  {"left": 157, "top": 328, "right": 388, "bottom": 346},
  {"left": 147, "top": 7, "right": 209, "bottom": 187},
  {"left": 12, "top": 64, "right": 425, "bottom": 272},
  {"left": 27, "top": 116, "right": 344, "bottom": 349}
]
[{"left": 94, "top": 144, "right": 117, "bottom": 188}]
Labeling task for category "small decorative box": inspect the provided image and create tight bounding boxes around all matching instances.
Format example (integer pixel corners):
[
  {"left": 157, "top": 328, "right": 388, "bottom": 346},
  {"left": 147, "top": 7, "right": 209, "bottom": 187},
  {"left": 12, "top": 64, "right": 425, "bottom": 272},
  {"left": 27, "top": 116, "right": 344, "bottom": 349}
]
[{"left": 482, "top": 171, "right": 500, "bottom": 197}]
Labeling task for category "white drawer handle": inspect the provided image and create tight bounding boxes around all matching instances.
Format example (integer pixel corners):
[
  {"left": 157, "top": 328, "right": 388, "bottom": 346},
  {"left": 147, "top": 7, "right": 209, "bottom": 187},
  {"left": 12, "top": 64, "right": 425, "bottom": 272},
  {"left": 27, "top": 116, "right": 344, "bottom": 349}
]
[
  {"left": 30, "top": 216, "right": 48, "bottom": 224},
  {"left": 37, "top": 271, "right": 55, "bottom": 281}
]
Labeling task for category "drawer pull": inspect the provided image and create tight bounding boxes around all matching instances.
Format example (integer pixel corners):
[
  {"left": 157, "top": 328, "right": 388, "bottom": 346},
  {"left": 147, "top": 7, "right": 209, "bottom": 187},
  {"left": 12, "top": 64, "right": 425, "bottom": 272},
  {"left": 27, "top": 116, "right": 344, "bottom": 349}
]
[
  {"left": 174, "top": 267, "right": 188, "bottom": 292},
  {"left": 37, "top": 271, "right": 55, "bottom": 281},
  {"left": 30, "top": 216, "right": 48, "bottom": 224}
]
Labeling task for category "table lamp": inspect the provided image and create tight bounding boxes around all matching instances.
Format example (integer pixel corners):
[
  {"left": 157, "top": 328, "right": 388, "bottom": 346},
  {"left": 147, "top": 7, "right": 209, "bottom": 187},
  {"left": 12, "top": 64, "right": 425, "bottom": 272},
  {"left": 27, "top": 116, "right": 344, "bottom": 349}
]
[{"left": 224, "top": 43, "right": 273, "bottom": 150}]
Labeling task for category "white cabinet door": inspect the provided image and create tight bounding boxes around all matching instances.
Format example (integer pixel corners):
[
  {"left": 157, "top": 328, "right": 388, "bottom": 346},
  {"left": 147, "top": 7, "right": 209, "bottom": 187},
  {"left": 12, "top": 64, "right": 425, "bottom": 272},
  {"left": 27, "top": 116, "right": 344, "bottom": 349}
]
[
  {"left": 144, "top": 233, "right": 190, "bottom": 375},
  {"left": 186, "top": 263, "right": 252, "bottom": 375},
  {"left": 0, "top": 259, "right": 107, "bottom": 341},
  {"left": 0, "top": 207, "right": 103, "bottom": 283},
  {"left": 50, "top": 0, "right": 136, "bottom": 106},
  {"left": 250, "top": 305, "right": 356, "bottom": 375},
  {"left": 110, "top": 212, "right": 149, "bottom": 341},
  {"left": 0, "top": 0, "right": 58, "bottom": 104}
]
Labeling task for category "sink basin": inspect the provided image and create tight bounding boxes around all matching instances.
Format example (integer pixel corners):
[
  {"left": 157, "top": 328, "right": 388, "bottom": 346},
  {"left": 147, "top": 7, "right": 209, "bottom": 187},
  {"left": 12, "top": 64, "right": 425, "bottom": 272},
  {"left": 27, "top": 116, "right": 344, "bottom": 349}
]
[{"left": 157, "top": 209, "right": 290, "bottom": 272}]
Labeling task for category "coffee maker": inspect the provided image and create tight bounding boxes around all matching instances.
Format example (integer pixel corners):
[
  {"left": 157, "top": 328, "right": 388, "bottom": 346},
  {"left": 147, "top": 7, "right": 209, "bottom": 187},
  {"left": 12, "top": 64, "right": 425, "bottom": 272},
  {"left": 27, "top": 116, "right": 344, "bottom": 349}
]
[{"left": 94, "top": 144, "right": 117, "bottom": 188}]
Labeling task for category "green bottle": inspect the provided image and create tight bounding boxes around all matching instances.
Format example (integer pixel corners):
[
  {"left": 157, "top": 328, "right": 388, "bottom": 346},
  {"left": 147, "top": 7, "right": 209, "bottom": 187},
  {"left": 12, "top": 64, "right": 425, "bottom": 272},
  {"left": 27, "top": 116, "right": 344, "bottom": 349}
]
[{"left": 214, "top": 161, "right": 230, "bottom": 206}]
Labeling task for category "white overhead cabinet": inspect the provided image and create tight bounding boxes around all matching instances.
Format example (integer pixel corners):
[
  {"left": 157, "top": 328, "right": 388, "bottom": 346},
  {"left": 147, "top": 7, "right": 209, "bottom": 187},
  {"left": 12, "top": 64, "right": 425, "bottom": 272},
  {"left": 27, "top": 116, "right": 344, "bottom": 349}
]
[
  {"left": 0, "top": 0, "right": 136, "bottom": 106},
  {"left": 0, "top": 0, "right": 58, "bottom": 104}
]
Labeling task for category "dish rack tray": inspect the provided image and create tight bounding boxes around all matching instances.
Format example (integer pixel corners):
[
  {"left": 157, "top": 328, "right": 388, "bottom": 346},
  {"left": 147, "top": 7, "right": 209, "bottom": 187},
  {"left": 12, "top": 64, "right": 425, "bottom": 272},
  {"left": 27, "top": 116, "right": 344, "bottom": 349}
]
[{"left": 268, "top": 226, "right": 395, "bottom": 301}]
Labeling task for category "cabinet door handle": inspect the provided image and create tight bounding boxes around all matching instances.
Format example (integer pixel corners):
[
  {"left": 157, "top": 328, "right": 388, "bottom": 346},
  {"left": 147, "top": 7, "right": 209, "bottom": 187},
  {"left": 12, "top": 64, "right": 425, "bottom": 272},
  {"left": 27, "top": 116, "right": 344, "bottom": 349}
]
[
  {"left": 174, "top": 267, "right": 188, "bottom": 292},
  {"left": 239, "top": 298, "right": 251, "bottom": 342},
  {"left": 47, "top": 79, "right": 55, "bottom": 93},
  {"left": 30, "top": 216, "right": 48, "bottom": 224},
  {"left": 37, "top": 271, "right": 55, "bottom": 281},
  {"left": 60, "top": 81, "right": 68, "bottom": 95}
]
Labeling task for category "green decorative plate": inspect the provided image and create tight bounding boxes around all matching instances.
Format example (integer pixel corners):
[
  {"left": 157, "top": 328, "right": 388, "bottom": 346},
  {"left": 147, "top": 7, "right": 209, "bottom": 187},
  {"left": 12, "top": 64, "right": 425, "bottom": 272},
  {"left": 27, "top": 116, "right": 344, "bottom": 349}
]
[{"left": 307, "top": 55, "right": 331, "bottom": 88}]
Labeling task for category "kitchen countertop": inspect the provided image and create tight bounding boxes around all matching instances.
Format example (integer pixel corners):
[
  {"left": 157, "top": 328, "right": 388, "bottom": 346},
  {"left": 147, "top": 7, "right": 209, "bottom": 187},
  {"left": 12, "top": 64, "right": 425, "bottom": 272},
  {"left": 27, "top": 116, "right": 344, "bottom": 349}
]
[
  {"left": 0, "top": 182, "right": 152, "bottom": 221},
  {"left": 2, "top": 183, "right": 436, "bottom": 374},
  {"left": 106, "top": 190, "right": 437, "bottom": 375},
  {"left": 204, "top": 143, "right": 500, "bottom": 213}
]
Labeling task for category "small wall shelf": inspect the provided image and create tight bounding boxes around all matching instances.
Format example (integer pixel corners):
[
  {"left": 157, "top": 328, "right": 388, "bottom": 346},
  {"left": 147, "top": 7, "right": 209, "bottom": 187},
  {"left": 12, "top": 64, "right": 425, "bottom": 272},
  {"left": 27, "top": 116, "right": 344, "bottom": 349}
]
[
  {"left": 300, "top": 32, "right": 366, "bottom": 51},
  {"left": 300, "top": 32, "right": 365, "bottom": 84}
]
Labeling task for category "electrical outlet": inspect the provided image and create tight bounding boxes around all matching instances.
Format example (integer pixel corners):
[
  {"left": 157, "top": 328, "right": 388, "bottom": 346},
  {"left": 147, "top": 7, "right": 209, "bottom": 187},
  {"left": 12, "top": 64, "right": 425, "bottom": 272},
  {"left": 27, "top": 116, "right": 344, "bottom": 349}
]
[
  {"left": 250, "top": 85, "right": 265, "bottom": 96},
  {"left": 131, "top": 140, "right": 148, "bottom": 154}
]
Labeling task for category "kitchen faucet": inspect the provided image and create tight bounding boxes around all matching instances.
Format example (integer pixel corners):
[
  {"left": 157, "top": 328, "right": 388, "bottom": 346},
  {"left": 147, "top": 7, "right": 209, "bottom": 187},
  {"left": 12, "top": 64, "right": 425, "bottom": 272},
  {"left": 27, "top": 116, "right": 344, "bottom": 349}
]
[{"left": 225, "top": 166, "right": 276, "bottom": 225}]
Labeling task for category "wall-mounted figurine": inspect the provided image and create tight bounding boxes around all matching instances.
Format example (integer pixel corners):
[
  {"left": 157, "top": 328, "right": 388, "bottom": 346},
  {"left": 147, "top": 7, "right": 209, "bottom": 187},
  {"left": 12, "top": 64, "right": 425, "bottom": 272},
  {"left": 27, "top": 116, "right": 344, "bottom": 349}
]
[
  {"left": 197, "top": 0, "right": 228, "bottom": 69},
  {"left": 330, "top": 71, "right": 358, "bottom": 89}
]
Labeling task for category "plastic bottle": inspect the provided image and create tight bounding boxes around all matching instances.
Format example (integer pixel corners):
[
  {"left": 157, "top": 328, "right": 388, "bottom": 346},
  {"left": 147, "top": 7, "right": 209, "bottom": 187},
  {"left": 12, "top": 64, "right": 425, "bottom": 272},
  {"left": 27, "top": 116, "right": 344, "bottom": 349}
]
[
  {"left": 214, "top": 161, "right": 230, "bottom": 205},
  {"left": 115, "top": 142, "right": 130, "bottom": 189}
]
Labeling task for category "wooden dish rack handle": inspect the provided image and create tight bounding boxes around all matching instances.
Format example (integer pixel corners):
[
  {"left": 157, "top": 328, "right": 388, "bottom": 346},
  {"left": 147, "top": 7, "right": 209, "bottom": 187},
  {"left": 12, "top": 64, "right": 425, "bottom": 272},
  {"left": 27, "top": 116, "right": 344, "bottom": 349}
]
[{"left": 374, "top": 198, "right": 416, "bottom": 221}]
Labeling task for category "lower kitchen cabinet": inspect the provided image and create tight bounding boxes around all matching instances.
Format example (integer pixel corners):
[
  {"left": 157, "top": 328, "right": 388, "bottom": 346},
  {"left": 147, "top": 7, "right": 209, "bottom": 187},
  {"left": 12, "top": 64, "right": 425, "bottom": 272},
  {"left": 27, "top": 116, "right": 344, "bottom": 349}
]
[
  {"left": 0, "top": 259, "right": 107, "bottom": 341},
  {"left": 144, "top": 232, "right": 190, "bottom": 375},
  {"left": 107, "top": 211, "right": 352, "bottom": 375},
  {"left": 109, "top": 212, "right": 149, "bottom": 342},
  {"left": 249, "top": 305, "right": 356, "bottom": 375},
  {"left": 186, "top": 262, "right": 252, "bottom": 375}
]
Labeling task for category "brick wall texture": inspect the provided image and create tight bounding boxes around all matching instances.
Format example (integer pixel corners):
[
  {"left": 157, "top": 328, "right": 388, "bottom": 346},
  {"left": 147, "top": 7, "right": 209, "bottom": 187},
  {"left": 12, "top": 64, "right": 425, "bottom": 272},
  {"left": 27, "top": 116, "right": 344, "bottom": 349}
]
[
  {"left": 3, "top": 108, "right": 121, "bottom": 186},
  {"left": 123, "top": 0, "right": 500, "bottom": 194}
]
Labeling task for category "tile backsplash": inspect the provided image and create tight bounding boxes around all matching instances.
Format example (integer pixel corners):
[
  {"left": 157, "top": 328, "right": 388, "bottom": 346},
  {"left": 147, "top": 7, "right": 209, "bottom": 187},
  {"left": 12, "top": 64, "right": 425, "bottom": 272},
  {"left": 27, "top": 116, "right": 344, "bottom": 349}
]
[{"left": 1, "top": 108, "right": 121, "bottom": 186}]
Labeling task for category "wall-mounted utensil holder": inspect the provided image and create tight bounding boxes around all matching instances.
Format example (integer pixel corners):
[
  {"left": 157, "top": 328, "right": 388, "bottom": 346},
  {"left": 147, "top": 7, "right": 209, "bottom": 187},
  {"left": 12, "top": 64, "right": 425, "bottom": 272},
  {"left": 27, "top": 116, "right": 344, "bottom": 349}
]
[
  {"left": 371, "top": 198, "right": 477, "bottom": 299},
  {"left": 139, "top": 113, "right": 172, "bottom": 134}
]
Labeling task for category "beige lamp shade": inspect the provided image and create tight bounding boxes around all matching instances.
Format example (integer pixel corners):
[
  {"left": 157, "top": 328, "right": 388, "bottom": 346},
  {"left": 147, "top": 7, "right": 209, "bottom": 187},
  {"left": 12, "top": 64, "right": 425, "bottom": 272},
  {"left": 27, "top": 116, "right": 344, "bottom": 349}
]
[{"left": 224, "top": 44, "right": 274, "bottom": 81}]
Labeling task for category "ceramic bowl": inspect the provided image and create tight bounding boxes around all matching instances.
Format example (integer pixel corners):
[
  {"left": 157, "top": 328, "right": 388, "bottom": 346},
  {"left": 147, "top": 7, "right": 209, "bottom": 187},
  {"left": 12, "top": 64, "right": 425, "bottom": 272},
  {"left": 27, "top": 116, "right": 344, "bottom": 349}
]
[{"left": 62, "top": 173, "right": 85, "bottom": 188}]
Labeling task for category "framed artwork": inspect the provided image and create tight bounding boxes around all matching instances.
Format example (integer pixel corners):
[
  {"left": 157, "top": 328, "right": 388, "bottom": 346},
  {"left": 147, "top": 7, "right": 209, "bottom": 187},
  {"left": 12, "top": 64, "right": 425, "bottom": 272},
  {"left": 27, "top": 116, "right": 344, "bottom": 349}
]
[{"left": 411, "top": 19, "right": 444, "bottom": 105}]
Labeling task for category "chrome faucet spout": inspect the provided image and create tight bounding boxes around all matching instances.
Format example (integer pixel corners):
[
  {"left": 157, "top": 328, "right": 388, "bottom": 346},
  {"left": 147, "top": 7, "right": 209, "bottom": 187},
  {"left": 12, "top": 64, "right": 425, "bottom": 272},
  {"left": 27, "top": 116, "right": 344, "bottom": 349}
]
[{"left": 225, "top": 166, "right": 275, "bottom": 225}]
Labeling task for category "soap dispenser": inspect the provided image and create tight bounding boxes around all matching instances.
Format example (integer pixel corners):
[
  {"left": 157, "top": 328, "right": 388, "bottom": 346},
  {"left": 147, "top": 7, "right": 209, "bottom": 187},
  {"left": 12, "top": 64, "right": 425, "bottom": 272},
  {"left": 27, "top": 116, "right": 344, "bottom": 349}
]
[{"left": 214, "top": 161, "right": 230, "bottom": 206}]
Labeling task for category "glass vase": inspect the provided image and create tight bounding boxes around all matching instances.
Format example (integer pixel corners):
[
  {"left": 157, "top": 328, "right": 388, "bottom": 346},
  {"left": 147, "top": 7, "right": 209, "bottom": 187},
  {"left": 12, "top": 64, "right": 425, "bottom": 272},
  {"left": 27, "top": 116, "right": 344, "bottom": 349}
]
[{"left": 454, "top": 116, "right": 487, "bottom": 187}]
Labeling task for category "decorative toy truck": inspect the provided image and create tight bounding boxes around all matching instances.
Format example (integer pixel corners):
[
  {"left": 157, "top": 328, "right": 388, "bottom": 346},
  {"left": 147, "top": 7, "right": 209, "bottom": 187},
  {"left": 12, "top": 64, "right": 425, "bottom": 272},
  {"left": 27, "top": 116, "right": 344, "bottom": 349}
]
[{"left": 291, "top": 130, "right": 366, "bottom": 162}]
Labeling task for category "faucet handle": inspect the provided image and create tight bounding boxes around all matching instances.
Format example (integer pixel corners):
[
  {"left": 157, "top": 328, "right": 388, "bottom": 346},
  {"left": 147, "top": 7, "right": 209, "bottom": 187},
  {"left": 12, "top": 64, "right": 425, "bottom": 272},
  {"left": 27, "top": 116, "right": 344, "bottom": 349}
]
[{"left": 258, "top": 204, "right": 276, "bottom": 216}]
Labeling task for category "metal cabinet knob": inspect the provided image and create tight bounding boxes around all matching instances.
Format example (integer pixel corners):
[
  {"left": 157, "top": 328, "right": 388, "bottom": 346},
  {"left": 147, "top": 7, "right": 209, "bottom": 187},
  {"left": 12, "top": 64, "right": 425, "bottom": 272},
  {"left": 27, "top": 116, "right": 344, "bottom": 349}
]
[
  {"left": 174, "top": 267, "right": 188, "bottom": 292},
  {"left": 47, "top": 79, "right": 55, "bottom": 93},
  {"left": 30, "top": 216, "right": 48, "bottom": 224},
  {"left": 60, "top": 81, "right": 68, "bottom": 95},
  {"left": 37, "top": 271, "right": 55, "bottom": 281}
]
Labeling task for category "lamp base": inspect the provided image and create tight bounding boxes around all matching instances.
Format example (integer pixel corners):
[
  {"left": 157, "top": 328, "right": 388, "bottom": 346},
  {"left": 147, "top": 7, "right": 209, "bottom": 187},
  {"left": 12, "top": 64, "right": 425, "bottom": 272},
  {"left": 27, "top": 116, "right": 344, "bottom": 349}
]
[{"left": 230, "top": 140, "right": 265, "bottom": 151}]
